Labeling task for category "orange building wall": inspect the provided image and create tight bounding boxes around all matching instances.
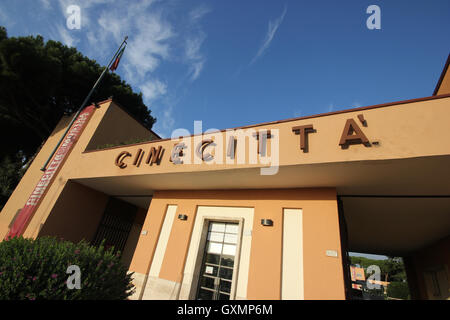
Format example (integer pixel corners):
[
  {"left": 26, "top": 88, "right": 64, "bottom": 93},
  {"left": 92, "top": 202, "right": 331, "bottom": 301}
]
[
  {"left": 38, "top": 180, "right": 108, "bottom": 243},
  {"left": 435, "top": 55, "right": 450, "bottom": 95},
  {"left": 4, "top": 95, "right": 449, "bottom": 242},
  {"left": 158, "top": 200, "right": 198, "bottom": 284},
  {"left": 121, "top": 207, "right": 147, "bottom": 269},
  {"left": 128, "top": 188, "right": 346, "bottom": 300},
  {"left": 436, "top": 74, "right": 450, "bottom": 95}
]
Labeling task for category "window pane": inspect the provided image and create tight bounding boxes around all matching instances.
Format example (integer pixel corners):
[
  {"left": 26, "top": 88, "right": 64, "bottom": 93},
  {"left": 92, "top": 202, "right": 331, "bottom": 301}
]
[
  {"left": 210, "top": 222, "right": 225, "bottom": 232},
  {"left": 224, "top": 233, "right": 237, "bottom": 244},
  {"left": 225, "top": 224, "right": 239, "bottom": 234},
  {"left": 220, "top": 279, "right": 232, "bottom": 293},
  {"left": 208, "top": 231, "right": 224, "bottom": 242},
  {"left": 220, "top": 255, "right": 234, "bottom": 267},
  {"left": 219, "top": 267, "right": 233, "bottom": 280},
  {"left": 198, "top": 288, "right": 214, "bottom": 300},
  {"left": 207, "top": 242, "right": 222, "bottom": 254},
  {"left": 219, "top": 293, "right": 230, "bottom": 300},
  {"left": 222, "top": 244, "right": 236, "bottom": 256},
  {"left": 199, "top": 276, "right": 216, "bottom": 290},
  {"left": 205, "top": 253, "right": 220, "bottom": 265}
]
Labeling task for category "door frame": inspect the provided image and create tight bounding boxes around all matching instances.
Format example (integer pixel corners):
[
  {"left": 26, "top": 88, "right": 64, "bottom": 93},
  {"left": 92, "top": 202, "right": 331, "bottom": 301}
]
[{"left": 190, "top": 216, "right": 244, "bottom": 300}]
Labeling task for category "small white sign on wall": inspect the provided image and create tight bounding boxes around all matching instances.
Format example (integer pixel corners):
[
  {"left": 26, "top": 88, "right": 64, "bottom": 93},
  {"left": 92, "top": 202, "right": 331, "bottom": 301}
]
[
  {"left": 205, "top": 266, "right": 214, "bottom": 274},
  {"left": 326, "top": 250, "right": 338, "bottom": 258}
]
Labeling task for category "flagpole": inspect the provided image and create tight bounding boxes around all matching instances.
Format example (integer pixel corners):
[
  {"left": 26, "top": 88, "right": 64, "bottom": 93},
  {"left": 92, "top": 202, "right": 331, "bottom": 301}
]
[{"left": 40, "top": 36, "right": 128, "bottom": 171}]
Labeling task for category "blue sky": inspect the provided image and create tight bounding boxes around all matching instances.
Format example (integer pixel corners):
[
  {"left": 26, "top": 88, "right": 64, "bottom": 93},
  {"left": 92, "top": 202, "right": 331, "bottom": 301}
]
[
  {"left": 349, "top": 252, "right": 387, "bottom": 261},
  {"left": 0, "top": 0, "right": 449, "bottom": 138}
]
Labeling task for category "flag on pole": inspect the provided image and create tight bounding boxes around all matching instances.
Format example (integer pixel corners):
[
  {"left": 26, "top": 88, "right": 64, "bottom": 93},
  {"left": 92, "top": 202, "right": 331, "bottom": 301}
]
[{"left": 110, "top": 47, "right": 125, "bottom": 71}]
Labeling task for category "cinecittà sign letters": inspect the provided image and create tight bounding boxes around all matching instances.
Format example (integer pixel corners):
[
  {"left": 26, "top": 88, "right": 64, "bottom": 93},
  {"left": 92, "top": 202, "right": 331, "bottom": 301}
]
[{"left": 114, "top": 114, "right": 373, "bottom": 168}]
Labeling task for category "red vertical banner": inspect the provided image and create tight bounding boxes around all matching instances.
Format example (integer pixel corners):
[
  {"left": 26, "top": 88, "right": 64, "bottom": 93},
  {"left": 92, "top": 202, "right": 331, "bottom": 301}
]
[{"left": 5, "top": 105, "right": 96, "bottom": 240}]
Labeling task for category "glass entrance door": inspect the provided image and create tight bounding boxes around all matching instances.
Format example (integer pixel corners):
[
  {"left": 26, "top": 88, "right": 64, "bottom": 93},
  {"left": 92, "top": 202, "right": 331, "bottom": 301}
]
[{"left": 196, "top": 221, "right": 239, "bottom": 300}]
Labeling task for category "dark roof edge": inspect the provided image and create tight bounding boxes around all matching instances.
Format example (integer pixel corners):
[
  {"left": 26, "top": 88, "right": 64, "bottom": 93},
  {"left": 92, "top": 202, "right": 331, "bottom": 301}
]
[{"left": 433, "top": 53, "right": 450, "bottom": 96}]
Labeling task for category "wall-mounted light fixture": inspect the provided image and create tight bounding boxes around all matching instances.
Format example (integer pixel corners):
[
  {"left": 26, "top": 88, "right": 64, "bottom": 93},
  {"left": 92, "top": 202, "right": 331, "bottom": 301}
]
[
  {"left": 261, "top": 219, "right": 273, "bottom": 226},
  {"left": 178, "top": 214, "right": 188, "bottom": 221}
]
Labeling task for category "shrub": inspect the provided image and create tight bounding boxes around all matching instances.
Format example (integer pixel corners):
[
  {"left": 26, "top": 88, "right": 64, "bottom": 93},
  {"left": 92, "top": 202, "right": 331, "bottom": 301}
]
[
  {"left": 0, "top": 237, "right": 135, "bottom": 300},
  {"left": 387, "top": 281, "right": 410, "bottom": 300}
]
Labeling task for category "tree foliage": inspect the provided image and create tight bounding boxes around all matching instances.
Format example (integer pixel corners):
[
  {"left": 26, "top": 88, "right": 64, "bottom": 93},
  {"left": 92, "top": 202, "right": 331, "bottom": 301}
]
[
  {"left": 0, "top": 153, "right": 26, "bottom": 208},
  {"left": 350, "top": 255, "right": 410, "bottom": 299},
  {"left": 350, "top": 255, "right": 407, "bottom": 282},
  {"left": 0, "top": 26, "right": 156, "bottom": 209},
  {"left": 387, "top": 281, "right": 410, "bottom": 300}
]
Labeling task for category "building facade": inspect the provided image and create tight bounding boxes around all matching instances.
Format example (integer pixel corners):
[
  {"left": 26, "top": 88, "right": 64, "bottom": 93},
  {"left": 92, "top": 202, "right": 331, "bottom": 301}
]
[{"left": 1, "top": 55, "right": 450, "bottom": 300}]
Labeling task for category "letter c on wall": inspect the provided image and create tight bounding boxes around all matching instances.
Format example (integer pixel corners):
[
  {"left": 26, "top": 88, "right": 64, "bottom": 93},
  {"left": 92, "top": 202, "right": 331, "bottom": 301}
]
[
  {"left": 196, "top": 139, "right": 215, "bottom": 162},
  {"left": 115, "top": 151, "right": 132, "bottom": 169}
]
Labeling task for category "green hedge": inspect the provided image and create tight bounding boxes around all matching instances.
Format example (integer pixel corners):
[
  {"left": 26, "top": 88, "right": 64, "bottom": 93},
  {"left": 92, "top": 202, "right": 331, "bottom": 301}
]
[
  {"left": 387, "top": 281, "right": 410, "bottom": 300},
  {"left": 0, "top": 237, "right": 135, "bottom": 300}
]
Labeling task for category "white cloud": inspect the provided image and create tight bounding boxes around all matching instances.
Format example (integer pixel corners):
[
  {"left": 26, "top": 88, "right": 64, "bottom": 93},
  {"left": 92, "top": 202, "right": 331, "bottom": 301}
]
[
  {"left": 39, "top": 0, "right": 51, "bottom": 10},
  {"left": 189, "top": 5, "right": 211, "bottom": 22},
  {"left": 250, "top": 5, "right": 287, "bottom": 65},
  {"left": 97, "top": 13, "right": 122, "bottom": 41},
  {"left": 185, "top": 33, "right": 204, "bottom": 61},
  {"left": 184, "top": 6, "right": 210, "bottom": 81},
  {"left": 56, "top": 24, "right": 78, "bottom": 47},
  {"left": 129, "top": 15, "right": 173, "bottom": 77},
  {"left": 92, "top": 2, "right": 173, "bottom": 80},
  {"left": 58, "top": 0, "right": 119, "bottom": 30},
  {"left": 140, "top": 79, "right": 167, "bottom": 102},
  {"left": 159, "top": 104, "right": 175, "bottom": 136},
  {"left": 190, "top": 61, "right": 204, "bottom": 81},
  {"left": 49, "top": 0, "right": 208, "bottom": 135},
  {"left": 185, "top": 32, "right": 206, "bottom": 81}
]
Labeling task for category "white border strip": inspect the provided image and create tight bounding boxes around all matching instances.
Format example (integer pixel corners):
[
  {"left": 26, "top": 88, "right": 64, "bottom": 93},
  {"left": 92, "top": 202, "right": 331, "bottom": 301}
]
[
  {"left": 149, "top": 204, "right": 177, "bottom": 277},
  {"left": 282, "top": 208, "right": 304, "bottom": 300}
]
